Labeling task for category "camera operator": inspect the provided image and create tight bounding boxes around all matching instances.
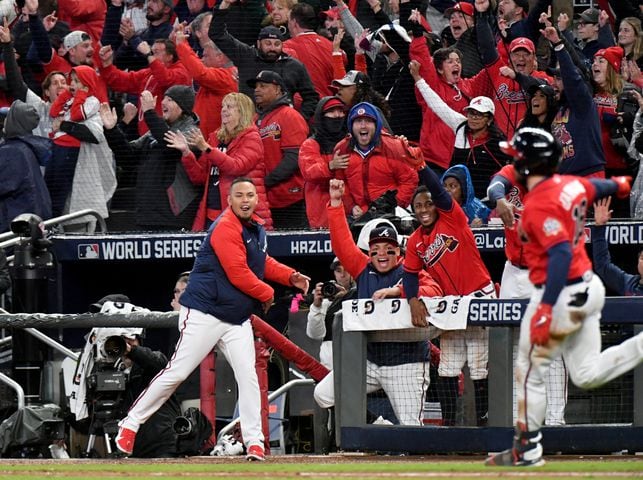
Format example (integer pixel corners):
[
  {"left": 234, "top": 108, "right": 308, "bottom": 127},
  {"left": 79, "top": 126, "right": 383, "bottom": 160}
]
[
  {"left": 69, "top": 300, "right": 183, "bottom": 458},
  {"left": 306, "top": 258, "right": 355, "bottom": 369},
  {"left": 118, "top": 331, "right": 182, "bottom": 458}
]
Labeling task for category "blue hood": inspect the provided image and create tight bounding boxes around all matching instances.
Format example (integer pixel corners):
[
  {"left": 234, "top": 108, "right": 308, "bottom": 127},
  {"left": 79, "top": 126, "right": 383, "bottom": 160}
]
[
  {"left": 348, "top": 102, "right": 383, "bottom": 154},
  {"left": 441, "top": 164, "right": 490, "bottom": 225}
]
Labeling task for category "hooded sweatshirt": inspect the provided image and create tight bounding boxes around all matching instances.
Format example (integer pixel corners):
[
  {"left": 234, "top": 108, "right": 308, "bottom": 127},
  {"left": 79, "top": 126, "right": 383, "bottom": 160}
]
[
  {"left": 49, "top": 65, "right": 105, "bottom": 148},
  {"left": 441, "top": 164, "right": 491, "bottom": 225}
]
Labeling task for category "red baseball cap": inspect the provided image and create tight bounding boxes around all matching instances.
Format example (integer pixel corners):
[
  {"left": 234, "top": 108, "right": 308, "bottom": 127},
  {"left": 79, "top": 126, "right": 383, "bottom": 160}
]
[
  {"left": 509, "top": 37, "right": 535, "bottom": 54},
  {"left": 445, "top": 2, "right": 474, "bottom": 18}
]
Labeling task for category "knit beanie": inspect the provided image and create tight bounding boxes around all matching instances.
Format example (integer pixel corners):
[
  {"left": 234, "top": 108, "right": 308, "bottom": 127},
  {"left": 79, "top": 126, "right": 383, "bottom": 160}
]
[
  {"left": 595, "top": 46, "right": 624, "bottom": 73},
  {"left": 164, "top": 85, "right": 195, "bottom": 114},
  {"left": 4, "top": 100, "right": 39, "bottom": 138}
]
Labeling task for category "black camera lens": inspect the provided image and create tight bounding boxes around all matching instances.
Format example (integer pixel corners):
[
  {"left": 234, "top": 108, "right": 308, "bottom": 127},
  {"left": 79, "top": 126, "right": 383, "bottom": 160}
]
[
  {"left": 103, "top": 336, "right": 126, "bottom": 358},
  {"left": 173, "top": 416, "right": 193, "bottom": 436},
  {"left": 321, "top": 281, "right": 339, "bottom": 298}
]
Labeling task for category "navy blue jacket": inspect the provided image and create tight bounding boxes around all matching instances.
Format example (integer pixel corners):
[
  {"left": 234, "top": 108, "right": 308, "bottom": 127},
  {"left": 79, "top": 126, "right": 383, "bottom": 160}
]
[
  {"left": 592, "top": 225, "right": 643, "bottom": 296},
  {"left": 181, "top": 210, "right": 265, "bottom": 324}
]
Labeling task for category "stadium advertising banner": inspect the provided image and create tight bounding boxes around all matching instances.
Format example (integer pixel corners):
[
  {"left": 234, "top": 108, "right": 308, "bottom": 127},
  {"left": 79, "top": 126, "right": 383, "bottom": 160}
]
[{"left": 51, "top": 222, "right": 643, "bottom": 262}]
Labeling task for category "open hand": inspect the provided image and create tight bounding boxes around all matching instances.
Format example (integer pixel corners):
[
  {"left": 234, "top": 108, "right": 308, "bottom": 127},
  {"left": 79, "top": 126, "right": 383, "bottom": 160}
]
[{"left": 99, "top": 103, "right": 118, "bottom": 130}]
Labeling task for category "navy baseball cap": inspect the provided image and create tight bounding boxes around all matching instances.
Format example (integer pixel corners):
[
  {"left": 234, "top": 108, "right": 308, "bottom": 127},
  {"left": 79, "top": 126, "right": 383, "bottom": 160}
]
[
  {"left": 258, "top": 26, "right": 284, "bottom": 41},
  {"left": 247, "top": 70, "right": 287, "bottom": 91},
  {"left": 369, "top": 226, "right": 399, "bottom": 247}
]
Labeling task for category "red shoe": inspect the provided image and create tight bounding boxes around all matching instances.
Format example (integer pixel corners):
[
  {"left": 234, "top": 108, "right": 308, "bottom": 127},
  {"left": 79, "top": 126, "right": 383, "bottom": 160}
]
[
  {"left": 245, "top": 444, "right": 265, "bottom": 462},
  {"left": 115, "top": 426, "right": 136, "bottom": 455}
]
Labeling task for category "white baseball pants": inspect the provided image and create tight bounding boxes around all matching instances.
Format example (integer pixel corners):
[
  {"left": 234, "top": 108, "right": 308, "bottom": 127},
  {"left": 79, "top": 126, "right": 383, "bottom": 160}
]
[
  {"left": 516, "top": 274, "right": 643, "bottom": 431},
  {"left": 314, "top": 360, "right": 430, "bottom": 425},
  {"left": 121, "top": 306, "right": 264, "bottom": 448}
]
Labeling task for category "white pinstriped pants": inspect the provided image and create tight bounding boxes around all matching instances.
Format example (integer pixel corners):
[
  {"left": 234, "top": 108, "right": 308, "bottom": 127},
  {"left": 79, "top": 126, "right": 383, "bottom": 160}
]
[{"left": 121, "top": 306, "right": 264, "bottom": 448}]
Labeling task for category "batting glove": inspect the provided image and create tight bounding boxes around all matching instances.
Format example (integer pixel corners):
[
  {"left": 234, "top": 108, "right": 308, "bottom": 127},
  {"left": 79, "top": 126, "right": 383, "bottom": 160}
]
[
  {"left": 612, "top": 176, "right": 632, "bottom": 199},
  {"left": 530, "top": 303, "right": 552, "bottom": 346}
]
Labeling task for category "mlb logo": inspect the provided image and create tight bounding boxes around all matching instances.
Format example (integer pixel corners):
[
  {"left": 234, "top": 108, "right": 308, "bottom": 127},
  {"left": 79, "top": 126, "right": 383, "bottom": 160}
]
[{"left": 78, "top": 244, "right": 99, "bottom": 259}]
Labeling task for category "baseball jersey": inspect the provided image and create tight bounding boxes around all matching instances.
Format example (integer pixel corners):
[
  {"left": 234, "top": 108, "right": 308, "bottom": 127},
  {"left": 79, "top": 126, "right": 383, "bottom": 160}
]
[
  {"left": 519, "top": 175, "right": 596, "bottom": 286},
  {"left": 495, "top": 164, "right": 528, "bottom": 266},
  {"left": 404, "top": 201, "right": 492, "bottom": 295}
]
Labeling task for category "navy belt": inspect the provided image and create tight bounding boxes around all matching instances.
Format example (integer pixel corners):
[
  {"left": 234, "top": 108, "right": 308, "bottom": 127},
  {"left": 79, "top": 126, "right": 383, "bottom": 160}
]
[
  {"left": 535, "top": 272, "right": 592, "bottom": 289},
  {"left": 510, "top": 261, "right": 529, "bottom": 270}
]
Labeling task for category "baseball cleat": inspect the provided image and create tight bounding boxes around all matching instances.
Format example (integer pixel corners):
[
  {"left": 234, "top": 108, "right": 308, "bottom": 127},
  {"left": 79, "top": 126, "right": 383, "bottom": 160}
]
[
  {"left": 485, "top": 443, "right": 545, "bottom": 467},
  {"left": 245, "top": 444, "right": 265, "bottom": 462},
  {"left": 115, "top": 426, "right": 136, "bottom": 455}
]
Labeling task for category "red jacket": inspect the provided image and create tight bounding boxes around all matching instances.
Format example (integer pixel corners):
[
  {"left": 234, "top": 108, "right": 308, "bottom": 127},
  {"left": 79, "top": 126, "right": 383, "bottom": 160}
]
[
  {"left": 256, "top": 101, "right": 308, "bottom": 208},
  {"left": 409, "top": 36, "right": 475, "bottom": 169},
  {"left": 181, "top": 126, "right": 273, "bottom": 231},
  {"left": 175, "top": 42, "right": 238, "bottom": 137},
  {"left": 298, "top": 138, "right": 354, "bottom": 228},
  {"left": 57, "top": 0, "right": 106, "bottom": 43},
  {"left": 284, "top": 32, "right": 338, "bottom": 98},
  {"left": 100, "top": 59, "right": 192, "bottom": 134},
  {"left": 335, "top": 132, "right": 420, "bottom": 211}
]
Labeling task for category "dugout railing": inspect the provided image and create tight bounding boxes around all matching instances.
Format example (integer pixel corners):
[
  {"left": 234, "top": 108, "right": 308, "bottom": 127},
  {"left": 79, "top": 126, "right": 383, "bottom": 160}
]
[{"left": 333, "top": 297, "right": 643, "bottom": 455}]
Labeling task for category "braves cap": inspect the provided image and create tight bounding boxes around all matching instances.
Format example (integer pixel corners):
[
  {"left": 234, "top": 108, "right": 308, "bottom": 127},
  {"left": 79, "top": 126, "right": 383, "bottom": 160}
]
[
  {"left": 63, "top": 31, "right": 91, "bottom": 50},
  {"left": 464, "top": 96, "right": 495, "bottom": 115},
  {"left": 369, "top": 226, "right": 399, "bottom": 247},
  {"left": 444, "top": 2, "right": 474, "bottom": 18},
  {"left": 258, "top": 26, "right": 284, "bottom": 41},
  {"left": 509, "top": 37, "right": 535, "bottom": 54},
  {"left": 246, "top": 70, "right": 287, "bottom": 91}
]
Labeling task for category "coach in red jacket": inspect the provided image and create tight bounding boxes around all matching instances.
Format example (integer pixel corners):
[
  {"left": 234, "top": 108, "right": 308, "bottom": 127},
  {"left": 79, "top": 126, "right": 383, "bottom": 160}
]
[{"left": 250, "top": 70, "right": 309, "bottom": 229}]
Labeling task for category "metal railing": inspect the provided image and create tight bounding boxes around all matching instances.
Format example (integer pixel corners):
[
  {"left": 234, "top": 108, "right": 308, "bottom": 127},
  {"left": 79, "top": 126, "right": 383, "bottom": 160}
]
[{"left": 0, "top": 209, "right": 107, "bottom": 256}]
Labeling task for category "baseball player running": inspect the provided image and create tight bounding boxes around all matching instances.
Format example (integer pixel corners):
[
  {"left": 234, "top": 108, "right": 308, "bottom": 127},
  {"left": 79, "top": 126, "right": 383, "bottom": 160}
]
[
  {"left": 486, "top": 127, "right": 642, "bottom": 467},
  {"left": 115, "top": 178, "right": 310, "bottom": 461}
]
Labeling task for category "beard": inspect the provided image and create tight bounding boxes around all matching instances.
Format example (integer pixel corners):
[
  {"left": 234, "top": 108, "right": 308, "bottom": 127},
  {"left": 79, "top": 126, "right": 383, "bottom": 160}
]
[{"left": 259, "top": 50, "right": 280, "bottom": 62}]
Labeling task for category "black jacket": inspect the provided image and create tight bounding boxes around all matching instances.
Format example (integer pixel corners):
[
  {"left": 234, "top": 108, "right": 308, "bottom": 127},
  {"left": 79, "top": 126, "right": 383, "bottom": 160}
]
[
  {"left": 209, "top": 8, "right": 319, "bottom": 120},
  {"left": 124, "top": 345, "right": 181, "bottom": 458},
  {"left": 104, "top": 111, "right": 201, "bottom": 230}
]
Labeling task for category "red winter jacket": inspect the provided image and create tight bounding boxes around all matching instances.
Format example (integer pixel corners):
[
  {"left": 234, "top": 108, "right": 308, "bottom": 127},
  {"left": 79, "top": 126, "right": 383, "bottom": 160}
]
[
  {"left": 100, "top": 59, "right": 192, "bottom": 135},
  {"left": 180, "top": 126, "right": 273, "bottom": 231},
  {"left": 334, "top": 132, "right": 420, "bottom": 211},
  {"left": 298, "top": 138, "right": 355, "bottom": 228},
  {"left": 175, "top": 42, "right": 237, "bottom": 137}
]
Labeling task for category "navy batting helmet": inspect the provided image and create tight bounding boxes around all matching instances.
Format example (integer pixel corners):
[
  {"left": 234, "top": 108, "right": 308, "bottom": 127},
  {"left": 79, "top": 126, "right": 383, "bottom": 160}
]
[{"left": 499, "top": 127, "right": 562, "bottom": 177}]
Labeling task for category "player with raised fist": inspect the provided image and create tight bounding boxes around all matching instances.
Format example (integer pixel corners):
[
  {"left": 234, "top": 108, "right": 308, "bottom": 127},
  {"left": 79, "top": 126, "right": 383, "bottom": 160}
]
[{"left": 486, "top": 127, "right": 643, "bottom": 467}]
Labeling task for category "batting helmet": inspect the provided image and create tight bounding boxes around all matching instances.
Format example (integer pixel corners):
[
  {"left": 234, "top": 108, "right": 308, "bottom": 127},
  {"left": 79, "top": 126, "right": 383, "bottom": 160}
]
[{"left": 499, "top": 127, "right": 562, "bottom": 177}]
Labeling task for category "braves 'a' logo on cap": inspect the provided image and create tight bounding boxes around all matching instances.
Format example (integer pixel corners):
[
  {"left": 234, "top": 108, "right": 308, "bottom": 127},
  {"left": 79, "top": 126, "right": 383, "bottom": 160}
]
[{"left": 380, "top": 228, "right": 391, "bottom": 237}]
